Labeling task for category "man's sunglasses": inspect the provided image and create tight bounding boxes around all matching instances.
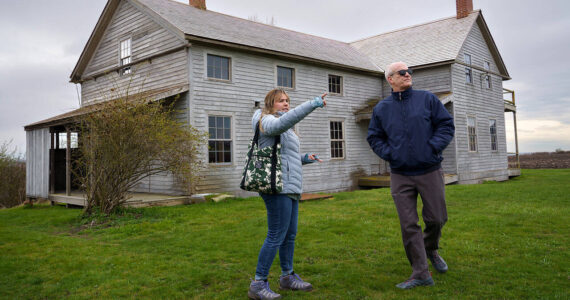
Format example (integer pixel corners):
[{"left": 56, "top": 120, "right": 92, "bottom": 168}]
[{"left": 395, "top": 69, "right": 413, "bottom": 76}]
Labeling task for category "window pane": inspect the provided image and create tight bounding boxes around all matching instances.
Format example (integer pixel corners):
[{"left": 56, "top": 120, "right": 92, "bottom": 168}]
[
  {"left": 208, "top": 115, "right": 232, "bottom": 163},
  {"left": 207, "top": 54, "right": 230, "bottom": 79},
  {"left": 277, "top": 66, "right": 293, "bottom": 88},
  {"left": 464, "top": 54, "right": 471, "bottom": 64}
]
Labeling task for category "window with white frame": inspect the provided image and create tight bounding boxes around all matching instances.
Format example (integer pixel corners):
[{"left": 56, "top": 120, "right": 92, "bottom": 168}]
[
  {"left": 483, "top": 61, "right": 492, "bottom": 89},
  {"left": 207, "top": 54, "right": 230, "bottom": 80},
  {"left": 277, "top": 66, "right": 294, "bottom": 88},
  {"left": 208, "top": 115, "right": 232, "bottom": 163},
  {"left": 464, "top": 53, "right": 472, "bottom": 84},
  {"left": 328, "top": 74, "right": 342, "bottom": 95},
  {"left": 120, "top": 38, "right": 132, "bottom": 75},
  {"left": 330, "top": 121, "right": 345, "bottom": 159},
  {"left": 489, "top": 119, "right": 498, "bottom": 151},
  {"left": 467, "top": 116, "right": 477, "bottom": 152}
]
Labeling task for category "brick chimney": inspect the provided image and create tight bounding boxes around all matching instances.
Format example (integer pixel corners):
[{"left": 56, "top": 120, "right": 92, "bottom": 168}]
[
  {"left": 456, "top": 0, "right": 473, "bottom": 19},
  {"left": 189, "top": 0, "right": 206, "bottom": 10}
]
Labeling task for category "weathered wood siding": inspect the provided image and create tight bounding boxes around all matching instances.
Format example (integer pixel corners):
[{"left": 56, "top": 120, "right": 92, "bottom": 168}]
[
  {"left": 81, "top": 0, "right": 188, "bottom": 105},
  {"left": 26, "top": 129, "right": 50, "bottom": 198},
  {"left": 381, "top": 65, "right": 451, "bottom": 98},
  {"left": 130, "top": 94, "right": 189, "bottom": 194},
  {"left": 187, "top": 45, "right": 382, "bottom": 194},
  {"left": 451, "top": 22, "right": 508, "bottom": 183}
]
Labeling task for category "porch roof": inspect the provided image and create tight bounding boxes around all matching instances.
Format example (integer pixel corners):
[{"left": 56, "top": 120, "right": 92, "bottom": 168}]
[
  {"left": 24, "top": 85, "right": 188, "bottom": 131},
  {"left": 354, "top": 92, "right": 453, "bottom": 122}
]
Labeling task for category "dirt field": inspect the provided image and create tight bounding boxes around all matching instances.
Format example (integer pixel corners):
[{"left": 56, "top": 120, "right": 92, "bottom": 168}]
[{"left": 509, "top": 151, "right": 570, "bottom": 169}]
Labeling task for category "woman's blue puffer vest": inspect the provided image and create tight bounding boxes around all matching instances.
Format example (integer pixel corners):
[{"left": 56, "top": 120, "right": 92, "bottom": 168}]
[{"left": 251, "top": 101, "right": 316, "bottom": 195}]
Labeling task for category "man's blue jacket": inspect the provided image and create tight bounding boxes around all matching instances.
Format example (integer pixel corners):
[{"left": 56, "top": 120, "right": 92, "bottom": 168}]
[{"left": 367, "top": 87, "right": 455, "bottom": 176}]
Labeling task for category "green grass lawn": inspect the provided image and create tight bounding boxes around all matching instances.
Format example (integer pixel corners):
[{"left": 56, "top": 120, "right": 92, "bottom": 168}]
[{"left": 1, "top": 169, "right": 568, "bottom": 299}]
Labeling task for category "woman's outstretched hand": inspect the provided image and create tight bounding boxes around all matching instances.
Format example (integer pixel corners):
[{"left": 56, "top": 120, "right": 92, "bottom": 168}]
[
  {"left": 311, "top": 93, "right": 328, "bottom": 108},
  {"left": 307, "top": 154, "right": 323, "bottom": 162}
]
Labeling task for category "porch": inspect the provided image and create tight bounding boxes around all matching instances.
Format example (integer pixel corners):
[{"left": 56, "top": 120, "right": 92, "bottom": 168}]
[
  {"left": 49, "top": 191, "right": 193, "bottom": 208},
  {"left": 358, "top": 173, "right": 459, "bottom": 188}
]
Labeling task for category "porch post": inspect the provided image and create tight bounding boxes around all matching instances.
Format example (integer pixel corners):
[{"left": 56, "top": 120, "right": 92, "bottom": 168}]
[
  {"left": 66, "top": 128, "right": 71, "bottom": 196},
  {"left": 50, "top": 130, "right": 55, "bottom": 194},
  {"left": 513, "top": 112, "right": 520, "bottom": 168}
]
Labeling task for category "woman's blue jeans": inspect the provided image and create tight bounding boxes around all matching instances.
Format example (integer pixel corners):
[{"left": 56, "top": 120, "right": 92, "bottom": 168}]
[{"left": 255, "top": 193, "right": 299, "bottom": 280}]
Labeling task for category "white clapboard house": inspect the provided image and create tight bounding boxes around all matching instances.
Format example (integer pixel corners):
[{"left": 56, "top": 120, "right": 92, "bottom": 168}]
[{"left": 25, "top": 0, "right": 520, "bottom": 204}]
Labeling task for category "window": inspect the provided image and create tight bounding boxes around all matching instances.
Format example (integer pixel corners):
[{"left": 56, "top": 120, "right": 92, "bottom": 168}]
[
  {"left": 328, "top": 75, "right": 342, "bottom": 95},
  {"left": 207, "top": 54, "right": 230, "bottom": 80},
  {"left": 119, "top": 38, "right": 132, "bottom": 75},
  {"left": 464, "top": 53, "right": 472, "bottom": 84},
  {"left": 483, "top": 61, "right": 491, "bottom": 89},
  {"left": 330, "top": 121, "right": 345, "bottom": 159},
  {"left": 208, "top": 116, "right": 232, "bottom": 163},
  {"left": 277, "top": 66, "right": 294, "bottom": 88},
  {"left": 467, "top": 116, "right": 477, "bottom": 152},
  {"left": 57, "top": 132, "right": 78, "bottom": 149},
  {"left": 489, "top": 119, "right": 498, "bottom": 151}
]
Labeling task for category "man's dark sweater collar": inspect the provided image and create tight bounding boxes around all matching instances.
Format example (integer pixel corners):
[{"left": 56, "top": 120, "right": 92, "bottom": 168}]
[{"left": 391, "top": 87, "right": 413, "bottom": 100}]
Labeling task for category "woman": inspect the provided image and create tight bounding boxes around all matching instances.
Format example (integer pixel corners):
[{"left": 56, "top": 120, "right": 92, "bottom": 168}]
[{"left": 248, "top": 88, "right": 326, "bottom": 300}]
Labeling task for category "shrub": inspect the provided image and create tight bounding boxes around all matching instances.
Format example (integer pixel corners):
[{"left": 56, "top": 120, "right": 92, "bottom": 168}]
[
  {"left": 73, "top": 96, "right": 207, "bottom": 216},
  {"left": 0, "top": 141, "right": 26, "bottom": 208}
]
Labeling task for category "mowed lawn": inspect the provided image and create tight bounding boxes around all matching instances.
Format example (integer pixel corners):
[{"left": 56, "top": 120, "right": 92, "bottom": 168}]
[{"left": 0, "top": 169, "right": 568, "bottom": 299}]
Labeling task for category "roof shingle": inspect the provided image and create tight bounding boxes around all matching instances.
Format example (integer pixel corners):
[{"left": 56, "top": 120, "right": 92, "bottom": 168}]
[
  {"left": 350, "top": 11, "right": 479, "bottom": 70},
  {"left": 136, "top": 0, "right": 381, "bottom": 73}
]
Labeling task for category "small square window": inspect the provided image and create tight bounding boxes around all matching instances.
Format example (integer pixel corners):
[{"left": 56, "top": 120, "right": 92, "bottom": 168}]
[
  {"left": 277, "top": 66, "right": 294, "bottom": 88},
  {"left": 207, "top": 54, "right": 230, "bottom": 80},
  {"left": 328, "top": 75, "right": 342, "bottom": 95}
]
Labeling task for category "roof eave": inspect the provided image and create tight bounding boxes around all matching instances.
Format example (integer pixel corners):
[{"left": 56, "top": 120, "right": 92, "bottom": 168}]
[
  {"left": 70, "top": 0, "right": 120, "bottom": 83},
  {"left": 475, "top": 11, "right": 510, "bottom": 79},
  {"left": 184, "top": 34, "right": 383, "bottom": 76}
]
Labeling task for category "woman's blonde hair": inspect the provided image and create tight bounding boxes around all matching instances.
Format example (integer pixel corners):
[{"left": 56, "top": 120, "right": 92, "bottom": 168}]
[{"left": 259, "top": 88, "right": 290, "bottom": 132}]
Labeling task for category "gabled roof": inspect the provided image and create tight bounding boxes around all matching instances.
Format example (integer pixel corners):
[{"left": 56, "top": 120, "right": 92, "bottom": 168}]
[
  {"left": 350, "top": 10, "right": 510, "bottom": 79},
  {"left": 70, "top": 0, "right": 381, "bottom": 81}
]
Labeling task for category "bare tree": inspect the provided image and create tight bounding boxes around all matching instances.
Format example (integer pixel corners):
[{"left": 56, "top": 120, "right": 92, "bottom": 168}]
[{"left": 248, "top": 14, "right": 276, "bottom": 26}]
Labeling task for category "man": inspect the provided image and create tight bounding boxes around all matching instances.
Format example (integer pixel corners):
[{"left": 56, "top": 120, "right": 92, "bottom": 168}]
[{"left": 367, "top": 61, "right": 455, "bottom": 289}]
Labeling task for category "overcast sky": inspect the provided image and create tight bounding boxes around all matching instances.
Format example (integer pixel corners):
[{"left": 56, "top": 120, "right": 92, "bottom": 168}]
[{"left": 1, "top": 0, "right": 569, "bottom": 156}]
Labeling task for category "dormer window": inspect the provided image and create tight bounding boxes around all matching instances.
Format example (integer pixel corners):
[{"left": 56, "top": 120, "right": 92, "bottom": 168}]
[{"left": 120, "top": 38, "right": 132, "bottom": 75}]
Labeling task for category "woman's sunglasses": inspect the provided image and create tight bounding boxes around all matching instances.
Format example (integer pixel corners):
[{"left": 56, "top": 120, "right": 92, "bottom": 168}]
[{"left": 396, "top": 69, "right": 413, "bottom": 76}]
